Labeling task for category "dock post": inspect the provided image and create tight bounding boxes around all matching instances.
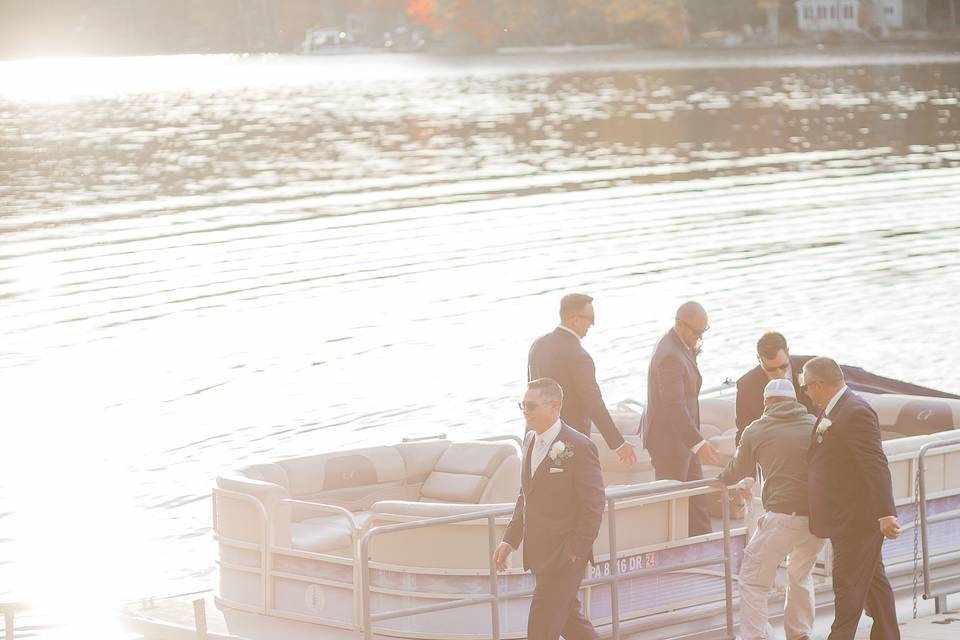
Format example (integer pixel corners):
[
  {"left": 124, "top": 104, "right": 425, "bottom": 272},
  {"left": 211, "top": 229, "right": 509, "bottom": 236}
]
[
  {"left": 3, "top": 605, "right": 13, "bottom": 640},
  {"left": 934, "top": 594, "right": 947, "bottom": 614},
  {"left": 193, "top": 598, "right": 208, "bottom": 640}
]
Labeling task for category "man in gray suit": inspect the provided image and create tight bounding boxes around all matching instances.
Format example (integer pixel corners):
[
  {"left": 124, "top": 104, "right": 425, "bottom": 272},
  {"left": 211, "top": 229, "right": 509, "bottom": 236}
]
[{"left": 494, "top": 377, "right": 605, "bottom": 640}]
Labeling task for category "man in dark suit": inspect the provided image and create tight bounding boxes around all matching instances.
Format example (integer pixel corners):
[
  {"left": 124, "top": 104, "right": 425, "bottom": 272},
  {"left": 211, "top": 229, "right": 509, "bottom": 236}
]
[
  {"left": 802, "top": 357, "right": 901, "bottom": 640},
  {"left": 735, "top": 332, "right": 816, "bottom": 445},
  {"left": 494, "top": 377, "right": 605, "bottom": 640},
  {"left": 641, "top": 301, "right": 718, "bottom": 536},
  {"left": 528, "top": 293, "right": 637, "bottom": 465}
]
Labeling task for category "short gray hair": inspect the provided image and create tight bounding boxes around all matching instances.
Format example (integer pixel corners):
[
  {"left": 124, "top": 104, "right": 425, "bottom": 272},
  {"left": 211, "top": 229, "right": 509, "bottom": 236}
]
[
  {"left": 528, "top": 377, "right": 563, "bottom": 406},
  {"left": 559, "top": 293, "right": 593, "bottom": 321},
  {"left": 803, "top": 356, "right": 844, "bottom": 386}
]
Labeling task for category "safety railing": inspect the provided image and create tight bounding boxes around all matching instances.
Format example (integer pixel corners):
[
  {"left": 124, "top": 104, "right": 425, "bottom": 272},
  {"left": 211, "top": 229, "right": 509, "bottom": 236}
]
[
  {"left": 917, "top": 435, "right": 960, "bottom": 613},
  {"left": 358, "top": 478, "right": 737, "bottom": 640},
  {"left": 211, "top": 488, "right": 270, "bottom": 615}
]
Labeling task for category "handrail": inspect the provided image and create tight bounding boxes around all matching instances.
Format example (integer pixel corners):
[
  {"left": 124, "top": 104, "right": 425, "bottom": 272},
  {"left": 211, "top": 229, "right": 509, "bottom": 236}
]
[
  {"left": 358, "top": 479, "right": 737, "bottom": 640},
  {"left": 211, "top": 488, "right": 270, "bottom": 614},
  {"left": 917, "top": 435, "right": 960, "bottom": 610},
  {"left": 476, "top": 434, "right": 524, "bottom": 448}
]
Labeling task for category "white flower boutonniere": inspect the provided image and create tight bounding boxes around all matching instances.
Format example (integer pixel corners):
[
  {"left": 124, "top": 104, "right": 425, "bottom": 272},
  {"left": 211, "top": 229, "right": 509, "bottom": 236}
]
[
  {"left": 816, "top": 418, "right": 832, "bottom": 444},
  {"left": 549, "top": 441, "right": 575, "bottom": 465}
]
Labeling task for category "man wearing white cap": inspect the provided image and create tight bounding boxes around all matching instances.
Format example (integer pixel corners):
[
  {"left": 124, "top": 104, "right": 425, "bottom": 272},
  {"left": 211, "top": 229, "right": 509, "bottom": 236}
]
[{"left": 718, "top": 378, "right": 824, "bottom": 640}]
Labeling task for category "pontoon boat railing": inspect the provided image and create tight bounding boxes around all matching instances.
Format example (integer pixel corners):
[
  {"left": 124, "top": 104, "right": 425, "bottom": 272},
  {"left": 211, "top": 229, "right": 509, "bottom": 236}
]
[
  {"left": 917, "top": 435, "right": 960, "bottom": 613},
  {"left": 358, "top": 478, "right": 737, "bottom": 640}
]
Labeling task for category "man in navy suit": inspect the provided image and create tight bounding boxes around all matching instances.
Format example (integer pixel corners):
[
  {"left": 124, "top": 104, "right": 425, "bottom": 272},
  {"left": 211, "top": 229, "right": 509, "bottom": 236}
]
[
  {"left": 494, "top": 377, "right": 605, "bottom": 640},
  {"left": 802, "top": 357, "right": 901, "bottom": 640},
  {"left": 641, "top": 301, "right": 718, "bottom": 536},
  {"left": 528, "top": 293, "right": 637, "bottom": 465}
]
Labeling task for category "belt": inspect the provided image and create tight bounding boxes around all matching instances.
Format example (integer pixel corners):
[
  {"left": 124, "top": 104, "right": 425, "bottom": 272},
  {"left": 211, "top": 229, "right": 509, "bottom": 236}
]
[{"left": 771, "top": 509, "right": 808, "bottom": 517}]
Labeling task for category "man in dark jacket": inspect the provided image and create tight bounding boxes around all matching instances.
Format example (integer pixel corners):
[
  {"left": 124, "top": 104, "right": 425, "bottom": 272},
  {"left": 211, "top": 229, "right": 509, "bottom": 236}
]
[
  {"left": 494, "top": 378, "right": 605, "bottom": 640},
  {"left": 735, "top": 332, "right": 815, "bottom": 445},
  {"left": 528, "top": 293, "right": 637, "bottom": 464},
  {"left": 802, "top": 357, "right": 900, "bottom": 640},
  {"left": 641, "top": 301, "right": 718, "bottom": 536}
]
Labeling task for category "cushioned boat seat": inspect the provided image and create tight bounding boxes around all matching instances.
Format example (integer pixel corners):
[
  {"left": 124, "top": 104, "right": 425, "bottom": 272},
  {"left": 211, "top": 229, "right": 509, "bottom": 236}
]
[{"left": 290, "top": 512, "right": 376, "bottom": 554}]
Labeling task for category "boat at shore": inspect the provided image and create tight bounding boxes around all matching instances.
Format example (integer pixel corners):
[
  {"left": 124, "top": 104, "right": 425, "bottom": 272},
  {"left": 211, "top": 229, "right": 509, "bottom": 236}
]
[{"left": 120, "top": 369, "right": 960, "bottom": 640}]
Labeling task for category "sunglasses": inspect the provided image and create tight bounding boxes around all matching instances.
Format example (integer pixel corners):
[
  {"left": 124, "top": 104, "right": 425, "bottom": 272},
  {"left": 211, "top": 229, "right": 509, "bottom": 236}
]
[
  {"left": 797, "top": 373, "right": 820, "bottom": 393},
  {"left": 760, "top": 360, "right": 791, "bottom": 374},
  {"left": 518, "top": 401, "right": 549, "bottom": 411},
  {"left": 680, "top": 319, "right": 709, "bottom": 338}
]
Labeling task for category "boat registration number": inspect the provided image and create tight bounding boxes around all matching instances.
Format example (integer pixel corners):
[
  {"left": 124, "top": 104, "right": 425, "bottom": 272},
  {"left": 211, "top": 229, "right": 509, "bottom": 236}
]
[{"left": 588, "top": 551, "right": 657, "bottom": 579}]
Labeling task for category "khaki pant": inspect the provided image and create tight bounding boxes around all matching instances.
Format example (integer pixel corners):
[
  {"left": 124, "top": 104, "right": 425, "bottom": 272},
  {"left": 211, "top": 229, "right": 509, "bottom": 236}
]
[{"left": 739, "top": 511, "right": 825, "bottom": 640}]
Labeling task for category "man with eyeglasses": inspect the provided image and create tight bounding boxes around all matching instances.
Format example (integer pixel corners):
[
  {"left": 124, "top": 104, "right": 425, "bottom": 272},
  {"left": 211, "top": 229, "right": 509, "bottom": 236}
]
[
  {"left": 528, "top": 293, "right": 638, "bottom": 465},
  {"left": 494, "top": 377, "right": 605, "bottom": 640},
  {"left": 801, "top": 357, "right": 900, "bottom": 640},
  {"left": 641, "top": 301, "right": 718, "bottom": 536},
  {"left": 735, "top": 332, "right": 816, "bottom": 446}
]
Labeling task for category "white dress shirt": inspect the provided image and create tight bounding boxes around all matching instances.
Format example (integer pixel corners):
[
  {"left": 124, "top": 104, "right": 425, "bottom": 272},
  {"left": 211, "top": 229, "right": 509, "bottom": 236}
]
[
  {"left": 557, "top": 324, "right": 580, "bottom": 340},
  {"left": 531, "top": 419, "right": 562, "bottom": 474},
  {"left": 825, "top": 385, "right": 848, "bottom": 417}
]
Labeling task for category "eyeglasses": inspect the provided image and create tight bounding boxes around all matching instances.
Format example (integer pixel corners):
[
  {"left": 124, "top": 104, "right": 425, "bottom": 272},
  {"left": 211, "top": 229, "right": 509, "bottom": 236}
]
[
  {"left": 760, "top": 360, "right": 791, "bottom": 374},
  {"left": 680, "top": 319, "right": 709, "bottom": 338},
  {"left": 576, "top": 314, "right": 595, "bottom": 323}
]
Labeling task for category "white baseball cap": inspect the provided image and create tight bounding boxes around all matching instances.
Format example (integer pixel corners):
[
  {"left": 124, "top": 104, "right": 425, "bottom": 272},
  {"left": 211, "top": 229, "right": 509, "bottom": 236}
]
[{"left": 763, "top": 378, "right": 797, "bottom": 401}]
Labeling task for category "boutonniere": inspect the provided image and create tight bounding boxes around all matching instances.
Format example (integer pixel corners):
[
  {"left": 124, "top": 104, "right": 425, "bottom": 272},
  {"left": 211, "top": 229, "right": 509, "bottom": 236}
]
[
  {"left": 816, "top": 418, "right": 832, "bottom": 444},
  {"left": 549, "top": 441, "right": 575, "bottom": 465}
]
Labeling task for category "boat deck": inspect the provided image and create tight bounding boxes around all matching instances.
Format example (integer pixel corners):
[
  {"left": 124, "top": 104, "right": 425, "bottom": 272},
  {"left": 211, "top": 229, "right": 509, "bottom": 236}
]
[
  {"left": 856, "top": 612, "right": 960, "bottom": 639},
  {"left": 118, "top": 589, "right": 958, "bottom": 640}
]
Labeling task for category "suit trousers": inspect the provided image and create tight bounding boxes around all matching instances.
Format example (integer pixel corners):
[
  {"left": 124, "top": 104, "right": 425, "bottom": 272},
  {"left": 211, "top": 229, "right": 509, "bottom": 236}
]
[
  {"left": 828, "top": 531, "right": 900, "bottom": 640},
  {"left": 527, "top": 558, "right": 598, "bottom": 640},
  {"left": 738, "top": 512, "right": 824, "bottom": 640},
  {"left": 652, "top": 451, "right": 712, "bottom": 536}
]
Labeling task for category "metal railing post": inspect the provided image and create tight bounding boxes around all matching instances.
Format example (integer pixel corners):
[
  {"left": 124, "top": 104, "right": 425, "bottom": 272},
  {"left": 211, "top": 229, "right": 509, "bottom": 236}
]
[
  {"left": 607, "top": 496, "right": 620, "bottom": 640},
  {"left": 361, "top": 534, "right": 373, "bottom": 640},
  {"left": 487, "top": 514, "right": 501, "bottom": 640},
  {"left": 918, "top": 447, "right": 932, "bottom": 598},
  {"left": 916, "top": 436, "right": 960, "bottom": 604},
  {"left": 720, "top": 483, "right": 734, "bottom": 639}
]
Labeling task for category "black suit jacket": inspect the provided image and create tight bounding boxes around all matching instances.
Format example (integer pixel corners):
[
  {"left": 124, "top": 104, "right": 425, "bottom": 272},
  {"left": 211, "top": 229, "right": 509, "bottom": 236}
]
[
  {"left": 735, "top": 355, "right": 816, "bottom": 445},
  {"left": 807, "top": 389, "right": 896, "bottom": 539},
  {"left": 641, "top": 329, "right": 703, "bottom": 464},
  {"left": 503, "top": 424, "right": 605, "bottom": 574},
  {"left": 528, "top": 327, "right": 625, "bottom": 449}
]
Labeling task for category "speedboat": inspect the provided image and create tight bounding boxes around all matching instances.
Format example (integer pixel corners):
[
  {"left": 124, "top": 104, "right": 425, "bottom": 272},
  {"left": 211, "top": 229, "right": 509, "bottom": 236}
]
[{"left": 207, "top": 369, "right": 960, "bottom": 640}]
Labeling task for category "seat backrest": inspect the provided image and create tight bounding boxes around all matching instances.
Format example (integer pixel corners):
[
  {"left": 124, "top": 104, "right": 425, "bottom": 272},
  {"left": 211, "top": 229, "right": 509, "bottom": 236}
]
[
  {"left": 419, "top": 442, "right": 517, "bottom": 503},
  {"left": 215, "top": 463, "right": 290, "bottom": 543},
  {"left": 700, "top": 397, "right": 736, "bottom": 434},
  {"left": 277, "top": 445, "right": 415, "bottom": 510}
]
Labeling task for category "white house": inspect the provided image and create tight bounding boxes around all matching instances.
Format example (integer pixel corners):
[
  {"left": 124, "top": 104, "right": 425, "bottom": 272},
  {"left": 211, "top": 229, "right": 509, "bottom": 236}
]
[{"left": 795, "top": 0, "right": 910, "bottom": 32}]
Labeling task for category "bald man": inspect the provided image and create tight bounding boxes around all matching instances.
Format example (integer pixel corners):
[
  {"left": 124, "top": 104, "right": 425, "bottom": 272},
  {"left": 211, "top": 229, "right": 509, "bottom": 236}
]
[{"left": 641, "top": 301, "right": 718, "bottom": 536}]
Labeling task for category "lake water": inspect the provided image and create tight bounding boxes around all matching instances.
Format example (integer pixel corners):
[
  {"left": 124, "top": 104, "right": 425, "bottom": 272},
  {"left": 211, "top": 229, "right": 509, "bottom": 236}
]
[{"left": 1, "top": 49, "right": 959, "bottom": 637}]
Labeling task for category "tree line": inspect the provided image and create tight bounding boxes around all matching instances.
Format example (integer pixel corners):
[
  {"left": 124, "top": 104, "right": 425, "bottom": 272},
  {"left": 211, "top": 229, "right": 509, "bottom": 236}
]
[{"left": 0, "top": 0, "right": 781, "bottom": 58}]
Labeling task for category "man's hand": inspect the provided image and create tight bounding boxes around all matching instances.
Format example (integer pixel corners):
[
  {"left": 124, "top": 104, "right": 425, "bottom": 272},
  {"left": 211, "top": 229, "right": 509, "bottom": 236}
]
[
  {"left": 879, "top": 516, "right": 901, "bottom": 540},
  {"left": 493, "top": 542, "right": 513, "bottom": 572},
  {"left": 736, "top": 477, "right": 756, "bottom": 502},
  {"left": 696, "top": 441, "right": 720, "bottom": 466},
  {"left": 616, "top": 441, "right": 637, "bottom": 465}
]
